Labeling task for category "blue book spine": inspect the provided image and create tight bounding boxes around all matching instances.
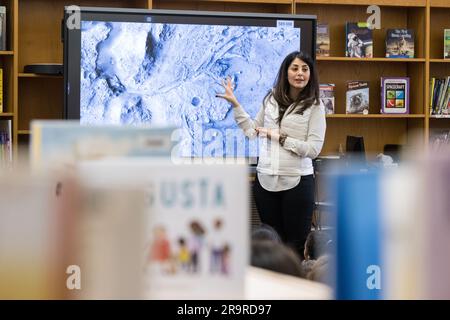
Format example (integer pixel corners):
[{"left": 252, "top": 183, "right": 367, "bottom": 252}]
[{"left": 333, "top": 170, "right": 383, "bottom": 300}]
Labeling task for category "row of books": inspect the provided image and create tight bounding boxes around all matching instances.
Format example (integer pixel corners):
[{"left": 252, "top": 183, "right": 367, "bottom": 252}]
[
  {"left": 320, "top": 77, "right": 410, "bottom": 115},
  {"left": 430, "top": 76, "right": 450, "bottom": 116},
  {"left": 317, "top": 23, "right": 450, "bottom": 59}
]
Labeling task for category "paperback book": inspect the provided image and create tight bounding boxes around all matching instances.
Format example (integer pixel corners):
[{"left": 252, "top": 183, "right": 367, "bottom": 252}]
[
  {"left": 320, "top": 83, "right": 335, "bottom": 114},
  {"left": 346, "top": 22, "right": 373, "bottom": 58},
  {"left": 386, "top": 29, "right": 414, "bottom": 58},
  {"left": 445, "top": 29, "right": 450, "bottom": 59},
  {"left": 316, "top": 23, "right": 330, "bottom": 57},
  {"left": 381, "top": 77, "right": 410, "bottom": 114},
  {"left": 78, "top": 158, "right": 249, "bottom": 299},
  {"left": 346, "top": 81, "right": 369, "bottom": 114},
  {"left": 0, "top": 6, "right": 6, "bottom": 51}
]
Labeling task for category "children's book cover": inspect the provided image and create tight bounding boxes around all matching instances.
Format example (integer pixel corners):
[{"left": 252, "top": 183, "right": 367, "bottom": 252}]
[
  {"left": 317, "top": 23, "right": 330, "bottom": 57},
  {"left": 30, "top": 120, "right": 176, "bottom": 172},
  {"left": 346, "top": 81, "right": 370, "bottom": 114},
  {"left": 78, "top": 159, "right": 249, "bottom": 299},
  {"left": 386, "top": 29, "right": 415, "bottom": 58},
  {"left": 381, "top": 77, "right": 410, "bottom": 114},
  {"left": 346, "top": 22, "right": 373, "bottom": 58},
  {"left": 320, "top": 84, "right": 335, "bottom": 114},
  {"left": 445, "top": 29, "right": 450, "bottom": 59}
]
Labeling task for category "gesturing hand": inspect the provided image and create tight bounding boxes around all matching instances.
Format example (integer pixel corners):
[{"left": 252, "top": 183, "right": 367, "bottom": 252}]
[
  {"left": 216, "top": 77, "right": 239, "bottom": 107},
  {"left": 256, "top": 127, "right": 280, "bottom": 141}
]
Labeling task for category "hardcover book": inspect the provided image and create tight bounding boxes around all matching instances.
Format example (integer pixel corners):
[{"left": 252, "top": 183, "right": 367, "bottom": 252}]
[
  {"left": 0, "top": 6, "right": 6, "bottom": 51},
  {"left": 381, "top": 77, "right": 410, "bottom": 114},
  {"left": 30, "top": 120, "right": 176, "bottom": 172},
  {"left": 386, "top": 29, "right": 415, "bottom": 58},
  {"left": 78, "top": 158, "right": 249, "bottom": 299},
  {"left": 346, "top": 22, "right": 373, "bottom": 58},
  {"left": 316, "top": 23, "right": 330, "bottom": 57},
  {"left": 0, "top": 119, "right": 11, "bottom": 167},
  {"left": 320, "top": 83, "right": 335, "bottom": 114},
  {"left": 346, "top": 81, "right": 369, "bottom": 114},
  {"left": 445, "top": 29, "right": 450, "bottom": 59}
]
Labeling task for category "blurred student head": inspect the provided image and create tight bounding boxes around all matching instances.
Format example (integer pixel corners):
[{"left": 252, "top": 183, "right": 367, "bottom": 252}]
[
  {"left": 306, "top": 254, "right": 331, "bottom": 284},
  {"left": 251, "top": 223, "right": 282, "bottom": 244},
  {"left": 251, "top": 240, "right": 304, "bottom": 278},
  {"left": 304, "top": 230, "right": 332, "bottom": 261}
]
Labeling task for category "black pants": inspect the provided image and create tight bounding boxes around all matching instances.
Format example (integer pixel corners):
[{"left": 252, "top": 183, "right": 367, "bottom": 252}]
[{"left": 253, "top": 174, "right": 315, "bottom": 259}]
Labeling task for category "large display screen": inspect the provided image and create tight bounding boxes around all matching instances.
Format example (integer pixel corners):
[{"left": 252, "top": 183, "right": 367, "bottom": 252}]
[{"left": 64, "top": 8, "right": 316, "bottom": 157}]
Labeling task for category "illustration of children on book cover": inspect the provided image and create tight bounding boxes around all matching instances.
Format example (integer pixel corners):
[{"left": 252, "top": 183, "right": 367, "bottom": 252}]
[
  {"left": 147, "top": 218, "right": 231, "bottom": 277},
  {"left": 140, "top": 163, "right": 248, "bottom": 299},
  {"left": 386, "top": 29, "right": 415, "bottom": 58},
  {"left": 76, "top": 159, "right": 248, "bottom": 299}
]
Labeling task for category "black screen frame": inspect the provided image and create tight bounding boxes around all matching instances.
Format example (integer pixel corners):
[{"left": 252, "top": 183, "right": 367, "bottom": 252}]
[{"left": 63, "top": 7, "right": 317, "bottom": 120}]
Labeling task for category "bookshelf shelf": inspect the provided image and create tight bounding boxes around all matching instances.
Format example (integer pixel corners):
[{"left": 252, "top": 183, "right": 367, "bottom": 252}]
[
  {"left": 0, "top": 0, "right": 441, "bottom": 160},
  {"left": 19, "top": 73, "right": 63, "bottom": 78},
  {"left": 326, "top": 114, "right": 426, "bottom": 119},
  {"left": 209, "top": 0, "right": 292, "bottom": 3},
  {"left": 430, "top": 115, "right": 450, "bottom": 119},
  {"left": 296, "top": 0, "right": 426, "bottom": 7},
  {"left": 430, "top": 59, "right": 450, "bottom": 63},
  {"left": 430, "top": 0, "right": 450, "bottom": 8},
  {"left": 317, "top": 57, "right": 426, "bottom": 63}
]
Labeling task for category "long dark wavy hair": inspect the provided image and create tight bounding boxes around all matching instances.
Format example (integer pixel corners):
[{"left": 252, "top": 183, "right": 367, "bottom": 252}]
[{"left": 263, "top": 51, "right": 320, "bottom": 124}]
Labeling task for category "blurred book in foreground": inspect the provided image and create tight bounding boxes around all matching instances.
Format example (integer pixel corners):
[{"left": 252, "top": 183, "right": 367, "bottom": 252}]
[{"left": 78, "top": 158, "right": 249, "bottom": 299}]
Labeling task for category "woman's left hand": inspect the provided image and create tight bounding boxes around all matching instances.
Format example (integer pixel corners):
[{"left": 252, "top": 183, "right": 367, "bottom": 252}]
[{"left": 256, "top": 127, "right": 280, "bottom": 141}]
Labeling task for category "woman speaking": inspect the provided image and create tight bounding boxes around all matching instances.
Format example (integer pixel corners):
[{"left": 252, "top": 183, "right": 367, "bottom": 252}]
[{"left": 217, "top": 51, "right": 326, "bottom": 259}]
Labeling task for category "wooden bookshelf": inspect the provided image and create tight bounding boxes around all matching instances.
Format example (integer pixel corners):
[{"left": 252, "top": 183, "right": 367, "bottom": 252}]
[
  {"left": 428, "top": 2, "right": 449, "bottom": 138},
  {"left": 18, "top": 73, "right": 63, "bottom": 78},
  {"left": 317, "top": 57, "right": 426, "bottom": 62},
  {"left": 0, "top": 0, "right": 445, "bottom": 161}
]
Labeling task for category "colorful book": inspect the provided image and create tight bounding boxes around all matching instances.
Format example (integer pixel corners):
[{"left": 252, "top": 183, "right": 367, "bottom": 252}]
[
  {"left": 320, "top": 83, "right": 335, "bottom": 114},
  {"left": 381, "top": 77, "right": 410, "bottom": 114},
  {"left": 78, "top": 158, "right": 249, "bottom": 299},
  {"left": 346, "top": 22, "right": 373, "bottom": 58},
  {"left": 316, "top": 23, "right": 330, "bottom": 57},
  {"left": 346, "top": 81, "right": 369, "bottom": 114},
  {"left": 445, "top": 29, "right": 450, "bottom": 59},
  {"left": 386, "top": 29, "right": 415, "bottom": 58}
]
